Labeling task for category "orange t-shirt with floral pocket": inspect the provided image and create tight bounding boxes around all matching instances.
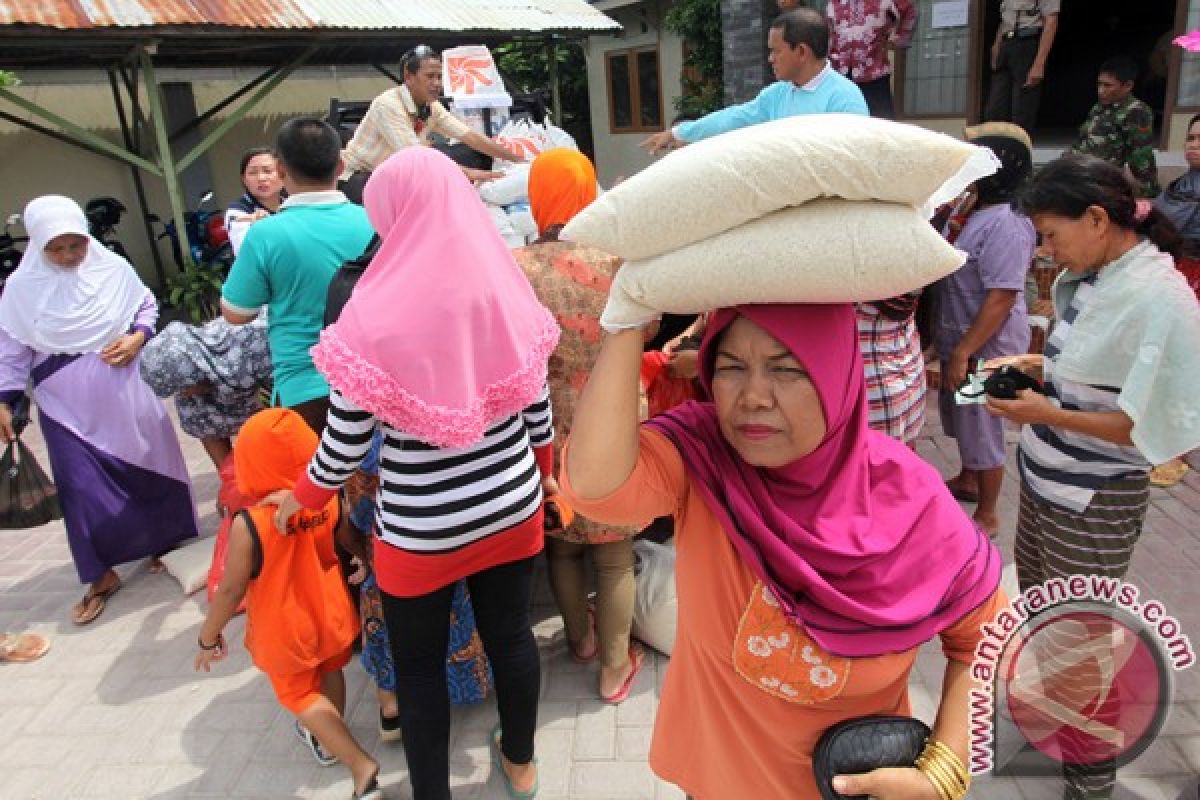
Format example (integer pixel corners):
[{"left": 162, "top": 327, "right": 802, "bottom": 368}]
[{"left": 561, "top": 428, "right": 1006, "bottom": 800}]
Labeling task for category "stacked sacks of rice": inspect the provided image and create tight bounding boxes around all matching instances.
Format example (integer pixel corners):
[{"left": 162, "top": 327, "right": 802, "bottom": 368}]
[{"left": 561, "top": 114, "right": 999, "bottom": 328}]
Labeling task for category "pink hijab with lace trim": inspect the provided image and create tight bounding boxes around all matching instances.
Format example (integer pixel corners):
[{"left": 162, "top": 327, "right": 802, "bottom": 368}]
[{"left": 311, "top": 148, "right": 559, "bottom": 447}]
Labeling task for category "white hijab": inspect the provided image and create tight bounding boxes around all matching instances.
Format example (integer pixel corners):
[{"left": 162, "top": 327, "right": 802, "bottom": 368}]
[{"left": 0, "top": 195, "right": 148, "bottom": 354}]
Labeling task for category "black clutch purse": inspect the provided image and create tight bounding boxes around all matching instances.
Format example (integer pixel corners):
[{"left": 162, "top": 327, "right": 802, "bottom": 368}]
[{"left": 813, "top": 715, "right": 931, "bottom": 800}]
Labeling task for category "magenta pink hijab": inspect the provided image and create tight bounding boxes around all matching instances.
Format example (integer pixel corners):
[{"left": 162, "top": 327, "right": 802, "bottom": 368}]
[
  {"left": 311, "top": 148, "right": 559, "bottom": 447},
  {"left": 646, "top": 304, "right": 1000, "bottom": 657}
]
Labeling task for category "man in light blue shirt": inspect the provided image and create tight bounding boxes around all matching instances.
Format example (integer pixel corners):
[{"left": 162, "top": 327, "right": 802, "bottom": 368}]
[{"left": 642, "top": 8, "right": 868, "bottom": 154}]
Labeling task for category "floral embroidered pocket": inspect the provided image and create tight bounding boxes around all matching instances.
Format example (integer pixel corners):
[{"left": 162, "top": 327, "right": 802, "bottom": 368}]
[{"left": 732, "top": 581, "right": 850, "bottom": 705}]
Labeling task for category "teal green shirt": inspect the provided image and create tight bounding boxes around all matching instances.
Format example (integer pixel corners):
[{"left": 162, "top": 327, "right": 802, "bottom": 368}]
[{"left": 221, "top": 193, "right": 373, "bottom": 406}]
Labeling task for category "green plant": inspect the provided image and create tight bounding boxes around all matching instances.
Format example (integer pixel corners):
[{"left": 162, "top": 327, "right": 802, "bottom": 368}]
[
  {"left": 666, "top": 0, "right": 724, "bottom": 117},
  {"left": 0, "top": 71, "right": 18, "bottom": 88},
  {"left": 166, "top": 261, "right": 224, "bottom": 323}
]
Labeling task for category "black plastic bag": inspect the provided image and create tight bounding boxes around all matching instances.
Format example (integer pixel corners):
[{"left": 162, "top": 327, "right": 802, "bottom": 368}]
[{"left": 0, "top": 438, "right": 62, "bottom": 529}]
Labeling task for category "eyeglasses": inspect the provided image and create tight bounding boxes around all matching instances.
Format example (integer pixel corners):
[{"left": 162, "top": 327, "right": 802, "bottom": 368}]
[{"left": 403, "top": 45, "right": 438, "bottom": 74}]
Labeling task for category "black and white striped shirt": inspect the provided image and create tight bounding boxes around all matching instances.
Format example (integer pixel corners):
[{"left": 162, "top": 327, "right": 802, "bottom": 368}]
[
  {"left": 1018, "top": 276, "right": 1150, "bottom": 512},
  {"left": 307, "top": 386, "right": 553, "bottom": 554}
]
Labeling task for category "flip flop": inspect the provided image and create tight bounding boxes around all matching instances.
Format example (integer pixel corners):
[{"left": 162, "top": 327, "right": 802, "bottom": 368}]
[
  {"left": 0, "top": 632, "right": 50, "bottom": 663},
  {"left": 491, "top": 723, "right": 538, "bottom": 799},
  {"left": 72, "top": 577, "right": 122, "bottom": 625},
  {"left": 600, "top": 646, "right": 645, "bottom": 705}
]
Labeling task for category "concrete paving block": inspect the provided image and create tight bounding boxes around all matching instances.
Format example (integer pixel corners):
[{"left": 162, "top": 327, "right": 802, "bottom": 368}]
[
  {"left": 572, "top": 701, "right": 617, "bottom": 761},
  {"left": 570, "top": 761, "right": 657, "bottom": 797},
  {"left": 655, "top": 776, "right": 688, "bottom": 800},
  {"left": 75, "top": 764, "right": 165, "bottom": 798},
  {"left": 616, "top": 726, "right": 653, "bottom": 761},
  {"left": 3, "top": 765, "right": 84, "bottom": 800}
]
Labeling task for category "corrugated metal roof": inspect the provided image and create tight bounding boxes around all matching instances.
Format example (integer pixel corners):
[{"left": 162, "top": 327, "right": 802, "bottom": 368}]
[{"left": 0, "top": 0, "right": 620, "bottom": 33}]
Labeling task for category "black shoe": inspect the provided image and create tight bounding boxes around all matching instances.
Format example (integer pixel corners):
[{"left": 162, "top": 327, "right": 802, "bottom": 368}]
[{"left": 379, "top": 709, "right": 402, "bottom": 743}]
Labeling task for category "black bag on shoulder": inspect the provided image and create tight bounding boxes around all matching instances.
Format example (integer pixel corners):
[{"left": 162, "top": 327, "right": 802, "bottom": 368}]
[
  {"left": 324, "top": 234, "right": 382, "bottom": 328},
  {"left": 0, "top": 437, "right": 63, "bottom": 529}
]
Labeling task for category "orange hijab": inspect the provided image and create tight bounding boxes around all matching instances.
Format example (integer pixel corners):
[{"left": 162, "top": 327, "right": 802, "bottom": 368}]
[
  {"left": 528, "top": 148, "right": 597, "bottom": 235},
  {"left": 234, "top": 408, "right": 318, "bottom": 500}
]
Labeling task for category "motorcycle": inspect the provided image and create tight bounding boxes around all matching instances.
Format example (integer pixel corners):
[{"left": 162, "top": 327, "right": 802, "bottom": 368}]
[
  {"left": 0, "top": 213, "right": 27, "bottom": 290},
  {"left": 149, "top": 191, "right": 233, "bottom": 273},
  {"left": 84, "top": 196, "right": 131, "bottom": 261}
]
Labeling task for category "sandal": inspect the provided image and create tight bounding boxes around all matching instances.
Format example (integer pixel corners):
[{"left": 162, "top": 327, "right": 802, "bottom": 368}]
[
  {"left": 1150, "top": 461, "right": 1189, "bottom": 488},
  {"left": 0, "top": 632, "right": 50, "bottom": 663},
  {"left": 491, "top": 723, "right": 538, "bottom": 799},
  {"left": 72, "top": 576, "right": 122, "bottom": 625},
  {"left": 600, "top": 646, "right": 645, "bottom": 705}
]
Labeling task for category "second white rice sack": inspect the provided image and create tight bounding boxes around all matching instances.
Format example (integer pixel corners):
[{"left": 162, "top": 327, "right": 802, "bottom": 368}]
[
  {"left": 564, "top": 114, "right": 997, "bottom": 262},
  {"left": 600, "top": 199, "right": 965, "bottom": 331}
]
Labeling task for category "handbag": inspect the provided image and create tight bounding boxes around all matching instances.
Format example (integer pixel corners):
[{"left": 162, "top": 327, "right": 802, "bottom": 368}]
[
  {"left": 0, "top": 437, "right": 62, "bottom": 529},
  {"left": 812, "top": 715, "right": 931, "bottom": 800}
]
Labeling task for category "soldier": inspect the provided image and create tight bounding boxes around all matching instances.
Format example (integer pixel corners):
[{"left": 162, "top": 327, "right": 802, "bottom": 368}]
[{"left": 1071, "top": 56, "right": 1161, "bottom": 198}]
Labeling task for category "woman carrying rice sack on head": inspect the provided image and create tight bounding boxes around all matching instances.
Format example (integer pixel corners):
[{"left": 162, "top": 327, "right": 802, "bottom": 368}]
[
  {"left": 561, "top": 302, "right": 1005, "bottom": 799},
  {"left": 513, "top": 148, "right": 643, "bottom": 703},
  {"left": 986, "top": 154, "right": 1200, "bottom": 800},
  {"left": 270, "top": 147, "right": 559, "bottom": 800},
  {"left": 0, "top": 195, "right": 199, "bottom": 625}
]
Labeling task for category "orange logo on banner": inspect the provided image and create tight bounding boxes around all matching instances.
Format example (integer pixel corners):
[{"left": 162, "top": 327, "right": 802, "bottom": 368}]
[{"left": 446, "top": 55, "right": 498, "bottom": 95}]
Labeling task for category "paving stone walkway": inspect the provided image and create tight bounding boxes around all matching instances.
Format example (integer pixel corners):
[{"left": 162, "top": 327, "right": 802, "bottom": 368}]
[{"left": 0, "top": 400, "right": 1195, "bottom": 799}]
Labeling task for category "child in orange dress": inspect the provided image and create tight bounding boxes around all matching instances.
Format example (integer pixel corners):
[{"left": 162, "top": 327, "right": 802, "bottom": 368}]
[{"left": 194, "top": 407, "right": 382, "bottom": 800}]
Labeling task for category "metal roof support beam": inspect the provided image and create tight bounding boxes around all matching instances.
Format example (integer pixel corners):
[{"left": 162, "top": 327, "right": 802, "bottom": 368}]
[
  {"left": 175, "top": 44, "right": 317, "bottom": 174},
  {"left": 108, "top": 65, "right": 166, "bottom": 291},
  {"left": 372, "top": 64, "right": 404, "bottom": 85},
  {"left": 139, "top": 42, "right": 193, "bottom": 270},
  {"left": 169, "top": 61, "right": 284, "bottom": 143},
  {"left": 0, "top": 109, "right": 132, "bottom": 165},
  {"left": 546, "top": 38, "right": 562, "bottom": 125},
  {"left": 0, "top": 86, "right": 163, "bottom": 176}
]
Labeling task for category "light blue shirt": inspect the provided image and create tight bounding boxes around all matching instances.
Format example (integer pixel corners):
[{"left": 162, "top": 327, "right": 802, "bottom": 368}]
[{"left": 674, "top": 62, "right": 869, "bottom": 143}]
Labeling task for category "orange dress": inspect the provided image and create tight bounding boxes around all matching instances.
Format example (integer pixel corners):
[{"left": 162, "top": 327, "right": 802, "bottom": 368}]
[
  {"left": 561, "top": 429, "right": 1005, "bottom": 799},
  {"left": 241, "top": 502, "right": 359, "bottom": 679}
]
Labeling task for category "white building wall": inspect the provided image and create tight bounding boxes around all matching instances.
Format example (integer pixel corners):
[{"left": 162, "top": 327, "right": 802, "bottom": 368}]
[
  {"left": 0, "top": 66, "right": 395, "bottom": 287},
  {"left": 584, "top": 0, "right": 685, "bottom": 186}
]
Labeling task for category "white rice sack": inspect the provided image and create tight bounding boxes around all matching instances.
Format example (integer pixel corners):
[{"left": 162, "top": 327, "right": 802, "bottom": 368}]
[
  {"left": 160, "top": 535, "right": 216, "bottom": 595},
  {"left": 563, "top": 114, "right": 997, "bottom": 262},
  {"left": 479, "top": 163, "right": 531, "bottom": 207},
  {"left": 601, "top": 199, "right": 966, "bottom": 331},
  {"left": 632, "top": 539, "right": 677, "bottom": 657}
]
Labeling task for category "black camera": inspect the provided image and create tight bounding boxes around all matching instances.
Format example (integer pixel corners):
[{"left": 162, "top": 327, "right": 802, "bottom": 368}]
[{"left": 983, "top": 366, "right": 1043, "bottom": 399}]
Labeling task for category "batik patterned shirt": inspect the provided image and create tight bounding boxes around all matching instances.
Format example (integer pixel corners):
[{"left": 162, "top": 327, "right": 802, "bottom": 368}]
[{"left": 826, "top": 0, "right": 918, "bottom": 83}]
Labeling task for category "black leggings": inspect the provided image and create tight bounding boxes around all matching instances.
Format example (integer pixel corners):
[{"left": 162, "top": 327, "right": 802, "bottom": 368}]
[{"left": 381, "top": 556, "right": 541, "bottom": 800}]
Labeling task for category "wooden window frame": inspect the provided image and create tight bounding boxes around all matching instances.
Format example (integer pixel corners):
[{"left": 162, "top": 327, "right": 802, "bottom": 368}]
[{"left": 605, "top": 45, "right": 665, "bottom": 134}]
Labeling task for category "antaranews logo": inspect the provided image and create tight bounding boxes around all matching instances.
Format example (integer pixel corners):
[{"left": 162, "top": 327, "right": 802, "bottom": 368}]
[{"left": 969, "top": 575, "right": 1194, "bottom": 777}]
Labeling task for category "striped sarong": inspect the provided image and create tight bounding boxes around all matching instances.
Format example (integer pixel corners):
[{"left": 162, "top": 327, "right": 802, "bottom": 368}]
[{"left": 1014, "top": 476, "right": 1150, "bottom": 799}]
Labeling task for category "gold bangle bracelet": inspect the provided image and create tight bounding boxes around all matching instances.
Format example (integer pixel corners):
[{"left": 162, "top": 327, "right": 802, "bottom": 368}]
[
  {"left": 916, "top": 764, "right": 955, "bottom": 800},
  {"left": 918, "top": 756, "right": 959, "bottom": 800},
  {"left": 928, "top": 741, "right": 971, "bottom": 788}
]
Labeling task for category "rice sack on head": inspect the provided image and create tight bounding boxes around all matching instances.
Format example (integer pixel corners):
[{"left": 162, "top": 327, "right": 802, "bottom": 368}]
[
  {"left": 562, "top": 114, "right": 998, "bottom": 262},
  {"left": 600, "top": 200, "right": 967, "bottom": 330}
]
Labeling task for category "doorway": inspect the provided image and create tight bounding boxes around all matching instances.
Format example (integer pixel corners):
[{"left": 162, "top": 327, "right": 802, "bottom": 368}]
[{"left": 979, "top": 0, "right": 1180, "bottom": 147}]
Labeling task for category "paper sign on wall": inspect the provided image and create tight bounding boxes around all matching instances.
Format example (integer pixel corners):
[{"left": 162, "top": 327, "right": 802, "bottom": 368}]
[{"left": 931, "top": 0, "right": 969, "bottom": 28}]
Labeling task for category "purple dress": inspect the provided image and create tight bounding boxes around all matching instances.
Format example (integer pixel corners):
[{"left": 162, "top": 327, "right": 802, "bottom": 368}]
[
  {"left": 0, "top": 292, "right": 198, "bottom": 584},
  {"left": 934, "top": 204, "right": 1034, "bottom": 470}
]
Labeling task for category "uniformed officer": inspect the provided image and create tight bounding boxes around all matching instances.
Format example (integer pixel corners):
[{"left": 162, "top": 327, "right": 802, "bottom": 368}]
[{"left": 983, "top": 0, "right": 1060, "bottom": 133}]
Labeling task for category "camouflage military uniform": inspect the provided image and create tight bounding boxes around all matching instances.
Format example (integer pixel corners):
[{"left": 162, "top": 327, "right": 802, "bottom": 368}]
[{"left": 1072, "top": 94, "right": 1160, "bottom": 197}]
